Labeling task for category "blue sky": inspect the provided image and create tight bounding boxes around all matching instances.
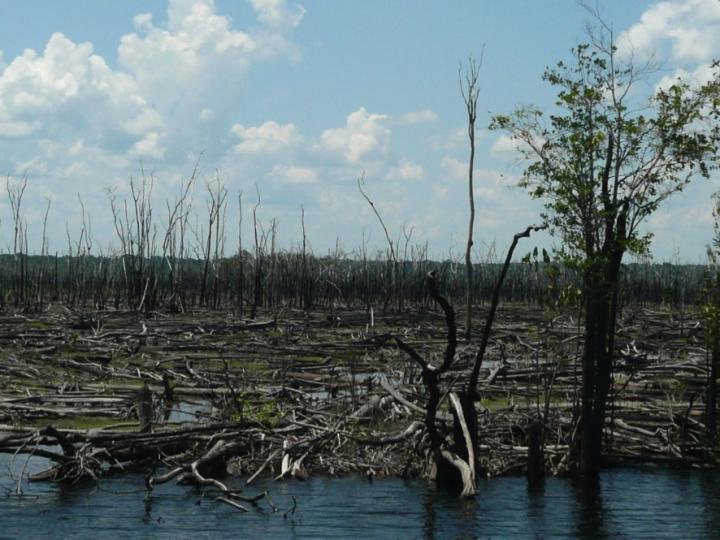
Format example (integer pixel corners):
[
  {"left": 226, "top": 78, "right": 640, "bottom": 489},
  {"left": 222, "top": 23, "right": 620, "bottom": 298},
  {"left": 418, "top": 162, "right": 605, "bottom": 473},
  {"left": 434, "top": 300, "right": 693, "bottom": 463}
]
[{"left": 0, "top": 0, "right": 718, "bottom": 261}]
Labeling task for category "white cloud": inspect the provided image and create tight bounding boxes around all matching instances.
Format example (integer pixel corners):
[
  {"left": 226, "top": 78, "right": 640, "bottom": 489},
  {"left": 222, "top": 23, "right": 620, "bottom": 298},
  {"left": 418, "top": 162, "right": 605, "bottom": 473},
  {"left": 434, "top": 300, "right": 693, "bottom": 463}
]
[
  {"left": 120, "top": 108, "right": 163, "bottom": 137},
  {"left": 115, "top": 0, "right": 303, "bottom": 129},
  {"left": 118, "top": 1, "right": 256, "bottom": 108},
  {"left": 0, "top": 121, "right": 40, "bottom": 137},
  {"left": 270, "top": 164, "right": 318, "bottom": 184},
  {"left": 231, "top": 120, "right": 300, "bottom": 154},
  {"left": 250, "top": 0, "right": 306, "bottom": 29},
  {"left": 440, "top": 156, "right": 512, "bottom": 197},
  {"left": 133, "top": 13, "right": 154, "bottom": 33},
  {"left": 0, "top": 32, "right": 159, "bottom": 149},
  {"left": 430, "top": 127, "right": 470, "bottom": 151},
  {"left": 441, "top": 156, "right": 466, "bottom": 181},
  {"left": 320, "top": 107, "right": 390, "bottom": 163},
  {"left": 130, "top": 132, "right": 165, "bottom": 159},
  {"left": 472, "top": 170, "right": 512, "bottom": 200},
  {"left": 433, "top": 185, "right": 450, "bottom": 199},
  {"left": 655, "top": 61, "right": 719, "bottom": 91},
  {"left": 489, "top": 134, "right": 518, "bottom": 155},
  {"left": 398, "top": 109, "right": 438, "bottom": 125},
  {"left": 617, "top": 0, "right": 720, "bottom": 63},
  {"left": 199, "top": 108, "right": 215, "bottom": 121},
  {"left": 387, "top": 159, "right": 423, "bottom": 181},
  {"left": 0, "top": 0, "right": 306, "bottom": 251}
]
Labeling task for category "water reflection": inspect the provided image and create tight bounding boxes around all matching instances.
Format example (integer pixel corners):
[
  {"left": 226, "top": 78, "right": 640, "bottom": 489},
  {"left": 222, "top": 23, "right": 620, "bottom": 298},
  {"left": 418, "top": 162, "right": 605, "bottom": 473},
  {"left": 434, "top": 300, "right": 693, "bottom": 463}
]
[
  {"left": 422, "top": 483, "right": 477, "bottom": 540},
  {"left": 571, "top": 475, "right": 617, "bottom": 538},
  {"left": 422, "top": 486, "right": 436, "bottom": 540},
  {"left": 526, "top": 476, "right": 547, "bottom": 536},
  {"left": 699, "top": 470, "right": 720, "bottom": 538},
  {"left": 142, "top": 493, "right": 154, "bottom": 524},
  {"left": 1, "top": 451, "right": 719, "bottom": 539}
]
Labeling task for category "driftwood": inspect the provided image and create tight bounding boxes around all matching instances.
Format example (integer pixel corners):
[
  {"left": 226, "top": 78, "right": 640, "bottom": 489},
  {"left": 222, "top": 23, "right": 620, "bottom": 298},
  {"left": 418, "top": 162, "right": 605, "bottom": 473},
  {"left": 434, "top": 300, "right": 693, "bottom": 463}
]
[{"left": 0, "top": 300, "right": 718, "bottom": 512}]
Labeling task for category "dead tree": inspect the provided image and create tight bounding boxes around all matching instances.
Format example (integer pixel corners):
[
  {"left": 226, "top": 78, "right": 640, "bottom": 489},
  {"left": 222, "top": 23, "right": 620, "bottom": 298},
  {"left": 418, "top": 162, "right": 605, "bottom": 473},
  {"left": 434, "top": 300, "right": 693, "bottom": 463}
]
[
  {"left": 396, "top": 225, "right": 544, "bottom": 496},
  {"left": 460, "top": 52, "right": 483, "bottom": 340},
  {"left": 162, "top": 162, "right": 197, "bottom": 312},
  {"left": 7, "top": 174, "right": 28, "bottom": 307},
  {"left": 107, "top": 171, "right": 157, "bottom": 312},
  {"left": 251, "top": 185, "right": 263, "bottom": 318},
  {"left": 357, "top": 174, "right": 401, "bottom": 311},
  {"left": 199, "top": 174, "right": 228, "bottom": 308},
  {"left": 300, "top": 205, "right": 311, "bottom": 310}
]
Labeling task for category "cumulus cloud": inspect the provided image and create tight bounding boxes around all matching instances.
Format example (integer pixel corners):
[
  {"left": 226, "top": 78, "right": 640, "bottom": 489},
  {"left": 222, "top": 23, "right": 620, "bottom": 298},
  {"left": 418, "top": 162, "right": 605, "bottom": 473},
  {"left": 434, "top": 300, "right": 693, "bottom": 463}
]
[
  {"left": 131, "top": 132, "right": 166, "bottom": 159},
  {"left": 0, "top": 121, "right": 40, "bottom": 137},
  {"left": 441, "top": 156, "right": 466, "bottom": 181},
  {"left": 441, "top": 156, "right": 511, "bottom": 197},
  {"left": 118, "top": 0, "right": 257, "bottom": 110},
  {"left": 270, "top": 164, "right": 318, "bottom": 184},
  {"left": 0, "top": 0, "right": 309, "bottom": 250},
  {"left": 397, "top": 109, "right": 438, "bottom": 125},
  {"left": 320, "top": 107, "right": 390, "bottom": 163},
  {"left": 0, "top": 32, "right": 159, "bottom": 154},
  {"left": 617, "top": 0, "right": 720, "bottom": 64},
  {"left": 231, "top": 120, "right": 300, "bottom": 154},
  {"left": 0, "top": 0, "right": 305, "bottom": 168},
  {"left": 473, "top": 169, "right": 513, "bottom": 200},
  {"left": 250, "top": 0, "right": 306, "bottom": 29},
  {"left": 489, "top": 134, "right": 519, "bottom": 155},
  {"left": 199, "top": 108, "right": 215, "bottom": 121},
  {"left": 429, "top": 127, "right": 481, "bottom": 151},
  {"left": 386, "top": 159, "right": 423, "bottom": 181}
]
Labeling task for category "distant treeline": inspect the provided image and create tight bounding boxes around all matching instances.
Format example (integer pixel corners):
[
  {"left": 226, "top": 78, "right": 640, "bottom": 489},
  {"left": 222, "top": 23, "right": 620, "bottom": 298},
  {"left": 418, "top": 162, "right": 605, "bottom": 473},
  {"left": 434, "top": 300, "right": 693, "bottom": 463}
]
[{"left": 0, "top": 251, "right": 707, "bottom": 313}]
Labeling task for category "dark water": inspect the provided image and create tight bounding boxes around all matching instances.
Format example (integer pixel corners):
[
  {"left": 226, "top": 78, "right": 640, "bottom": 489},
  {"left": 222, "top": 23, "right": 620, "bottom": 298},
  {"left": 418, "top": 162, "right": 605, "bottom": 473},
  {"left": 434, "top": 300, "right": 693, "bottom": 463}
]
[{"left": 2, "top": 452, "right": 719, "bottom": 539}]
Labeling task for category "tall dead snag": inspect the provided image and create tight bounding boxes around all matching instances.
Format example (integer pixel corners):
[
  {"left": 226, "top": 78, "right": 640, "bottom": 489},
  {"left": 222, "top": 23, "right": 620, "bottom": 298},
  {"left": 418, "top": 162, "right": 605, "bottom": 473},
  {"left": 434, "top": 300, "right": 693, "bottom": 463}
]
[
  {"left": 107, "top": 170, "right": 157, "bottom": 312},
  {"left": 36, "top": 198, "right": 51, "bottom": 306},
  {"left": 7, "top": 174, "right": 28, "bottom": 307},
  {"left": 163, "top": 162, "right": 197, "bottom": 312},
  {"left": 197, "top": 172, "right": 227, "bottom": 308},
  {"left": 251, "top": 185, "right": 263, "bottom": 319},
  {"left": 357, "top": 174, "right": 401, "bottom": 311},
  {"left": 396, "top": 225, "right": 543, "bottom": 496},
  {"left": 300, "top": 205, "right": 311, "bottom": 310},
  {"left": 460, "top": 51, "right": 483, "bottom": 340},
  {"left": 237, "top": 191, "right": 245, "bottom": 314}
]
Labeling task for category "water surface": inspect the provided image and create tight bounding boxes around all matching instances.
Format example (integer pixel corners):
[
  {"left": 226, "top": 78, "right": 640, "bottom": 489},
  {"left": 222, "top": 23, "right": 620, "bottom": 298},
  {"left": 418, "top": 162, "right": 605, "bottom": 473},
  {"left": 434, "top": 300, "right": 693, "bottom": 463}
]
[{"left": 2, "top": 452, "right": 718, "bottom": 539}]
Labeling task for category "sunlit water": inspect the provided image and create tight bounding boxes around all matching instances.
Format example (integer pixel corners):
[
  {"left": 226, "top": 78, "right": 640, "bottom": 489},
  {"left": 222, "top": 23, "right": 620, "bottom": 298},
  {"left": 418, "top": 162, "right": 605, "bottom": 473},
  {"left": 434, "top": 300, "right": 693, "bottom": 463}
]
[{"left": 1, "top": 451, "right": 719, "bottom": 539}]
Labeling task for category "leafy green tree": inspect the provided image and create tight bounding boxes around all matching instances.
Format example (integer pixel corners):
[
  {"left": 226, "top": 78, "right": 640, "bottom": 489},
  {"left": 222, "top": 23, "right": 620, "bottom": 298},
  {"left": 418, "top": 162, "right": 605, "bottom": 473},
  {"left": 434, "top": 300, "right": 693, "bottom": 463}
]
[{"left": 492, "top": 37, "right": 720, "bottom": 476}]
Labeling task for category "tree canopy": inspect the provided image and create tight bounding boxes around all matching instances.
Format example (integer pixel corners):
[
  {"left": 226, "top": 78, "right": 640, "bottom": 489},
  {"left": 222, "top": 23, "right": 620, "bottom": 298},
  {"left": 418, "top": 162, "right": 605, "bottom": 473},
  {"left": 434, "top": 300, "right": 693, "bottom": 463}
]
[{"left": 491, "top": 43, "right": 720, "bottom": 265}]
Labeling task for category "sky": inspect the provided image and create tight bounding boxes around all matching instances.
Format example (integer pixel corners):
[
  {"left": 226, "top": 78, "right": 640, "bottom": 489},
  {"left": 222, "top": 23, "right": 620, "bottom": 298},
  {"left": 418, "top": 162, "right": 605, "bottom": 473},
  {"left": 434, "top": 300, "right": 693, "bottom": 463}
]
[{"left": 0, "top": 0, "right": 718, "bottom": 262}]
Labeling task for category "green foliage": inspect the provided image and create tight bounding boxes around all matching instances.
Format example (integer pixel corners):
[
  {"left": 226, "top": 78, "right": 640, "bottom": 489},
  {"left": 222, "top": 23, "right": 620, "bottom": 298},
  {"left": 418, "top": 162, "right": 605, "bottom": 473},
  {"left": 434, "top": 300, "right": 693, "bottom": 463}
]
[
  {"left": 490, "top": 41, "right": 720, "bottom": 269},
  {"left": 522, "top": 246, "right": 581, "bottom": 308},
  {"left": 254, "top": 400, "right": 280, "bottom": 427}
]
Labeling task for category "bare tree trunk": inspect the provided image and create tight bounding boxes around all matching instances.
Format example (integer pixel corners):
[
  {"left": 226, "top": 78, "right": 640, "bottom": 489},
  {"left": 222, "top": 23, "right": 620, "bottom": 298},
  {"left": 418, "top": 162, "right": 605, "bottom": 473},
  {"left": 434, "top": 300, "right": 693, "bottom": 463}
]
[
  {"left": 251, "top": 186, "right": 262, "bottom": 319},
  {"left": 357, "top": 174, "right": 399, "bottom": 312},
  {"left": 300, "top": 206, "right": 310, "bottom": 310},
  {"left": 460, "top": 53, "right": 482, "bottom": 340},
  {"left": 237, "top": 192, "right": 244, "bottom": 315}
]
